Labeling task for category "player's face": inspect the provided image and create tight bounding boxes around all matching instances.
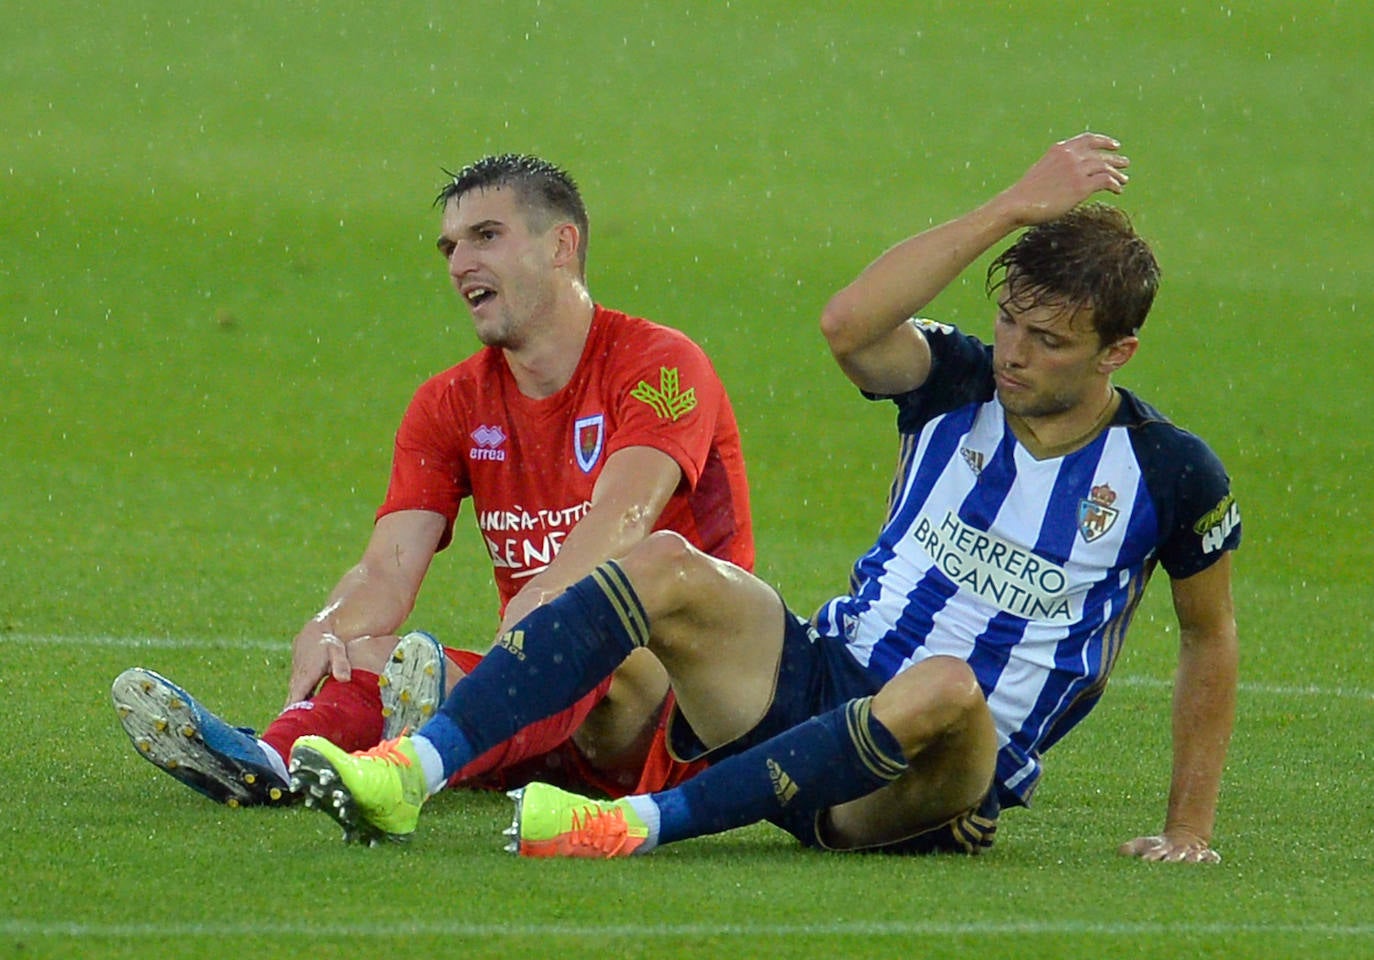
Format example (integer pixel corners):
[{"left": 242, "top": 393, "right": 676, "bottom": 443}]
[
  {"left": 437, "top": 187, "right": 560, "bottom": 349},
  {"left": 991, "top": 291, "right": 1116, "bottom": 423}
]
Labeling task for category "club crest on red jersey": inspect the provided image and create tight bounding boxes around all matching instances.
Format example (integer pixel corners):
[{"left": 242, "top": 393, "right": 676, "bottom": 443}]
[
  {"left": 574, "top": 414, "right": 605, "bottom": 473},
  {"left": 1077, "top": 483, "right": 1119, "bottom": 542}
]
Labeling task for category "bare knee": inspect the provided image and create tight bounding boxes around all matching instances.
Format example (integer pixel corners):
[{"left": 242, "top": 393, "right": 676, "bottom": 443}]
[
  {"left": 871, "top": 656, "right": 989, "bottom": 757},
  {"left": 621, "top": 528, "right": 696, "bottom": 567},
  {"left": 617, "top": 530, "right": 724, "bottom": 618}
]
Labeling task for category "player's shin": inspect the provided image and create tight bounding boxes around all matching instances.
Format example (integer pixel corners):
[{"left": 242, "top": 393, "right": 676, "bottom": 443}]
[{"left": 651, "top": 696, "right": 908, "bottom": 846}]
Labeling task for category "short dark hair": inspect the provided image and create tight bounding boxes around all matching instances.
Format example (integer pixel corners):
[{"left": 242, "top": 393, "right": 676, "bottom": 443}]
[
  {"left": 987, "top": 203, "right": 1160, "bottom": 344},
  {"left": 435, "top": 154, "right": 590, "bottom": 274}
]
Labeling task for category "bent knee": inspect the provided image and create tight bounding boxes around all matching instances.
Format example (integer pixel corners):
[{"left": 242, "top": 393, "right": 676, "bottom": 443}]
[
  {"left": 618, "top": 531, "right": 717, "bottom": 605},
  {"left": 871, "top": 656, "right": 989, "bottom": 750},
  {"left": 624, "top": 529, "right": 698, "bottom": 567},
  {"left": 922, "top": 655, "right": 985, "bottom": 711}
]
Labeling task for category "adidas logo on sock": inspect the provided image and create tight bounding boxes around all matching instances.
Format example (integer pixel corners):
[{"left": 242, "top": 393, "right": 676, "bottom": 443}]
[
  {"left": 767, "top": 758, "right": 798, "bottom": 806},
  {"left": 497, "top": 629, "right": 526, "bottom": 661}
]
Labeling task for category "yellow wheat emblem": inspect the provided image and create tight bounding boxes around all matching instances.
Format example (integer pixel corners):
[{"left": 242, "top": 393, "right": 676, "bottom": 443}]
[{"left": 631, "top": 367, "right": 697, "bottom": 422}]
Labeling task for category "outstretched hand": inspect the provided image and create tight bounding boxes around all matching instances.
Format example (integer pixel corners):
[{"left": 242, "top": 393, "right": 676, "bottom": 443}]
[
  {"left": 996, "top": 132, "right": 1131, "bottom": 227},
  {"left": 1118, "top": 831, "right": 1222, "bottom": 864}
]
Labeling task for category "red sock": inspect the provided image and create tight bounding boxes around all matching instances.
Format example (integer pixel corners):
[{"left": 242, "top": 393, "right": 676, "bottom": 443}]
[
  {"left": 439, "top": 647, "right": 610, "bottom": 785},
  {"left": 447, "top": 677, "right": 611, "bottom": 785},
  {"left": 260, "top": 670, "right": 384, "bottom": 762}
]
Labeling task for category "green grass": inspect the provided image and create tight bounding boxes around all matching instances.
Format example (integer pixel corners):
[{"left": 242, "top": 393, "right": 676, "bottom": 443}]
[{"left": 3, "top": 2, "right": 1372, "bottom": 958}]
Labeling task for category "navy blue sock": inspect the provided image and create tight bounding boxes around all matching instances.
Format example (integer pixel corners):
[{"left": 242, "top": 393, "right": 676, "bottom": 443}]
[
  {"left": 651, "top": 697, "right": 908, "bottom": 845},
  {"left": 418, "top": 561, "right": 650, "bottom": 777}
]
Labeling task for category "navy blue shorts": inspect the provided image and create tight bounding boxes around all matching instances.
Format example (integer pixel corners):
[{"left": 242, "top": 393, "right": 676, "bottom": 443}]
[
  {"left": 666, "top": 610, "right": 877, "bottom": 764},
  {"left": 666, "top": 609, "right": 999, "bottom": 855}
]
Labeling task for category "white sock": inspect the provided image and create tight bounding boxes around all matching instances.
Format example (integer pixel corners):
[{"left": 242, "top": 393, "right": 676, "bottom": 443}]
[
  {"left": 256, "top": 740, "right": 290, "bottom": 783},
  {"left": 624, "top": 794, "right": 662, "bottom": 853},
  {"left": 411, "top": 734, "right": 448, "bottom": 797}
]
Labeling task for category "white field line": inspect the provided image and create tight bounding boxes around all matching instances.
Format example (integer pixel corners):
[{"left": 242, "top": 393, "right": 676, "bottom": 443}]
[
  {"left": 1112, "top": 673, "right": 1374, "bottom": 702},
  {"left": 1, "top": 632, "right": 288, "bottom": 651},
  {"left": 6, "top": 632, "right": 1370, "bottom": 703},
  {"left": 1, "top": 919, "right": 1372, "bottom": 940}
]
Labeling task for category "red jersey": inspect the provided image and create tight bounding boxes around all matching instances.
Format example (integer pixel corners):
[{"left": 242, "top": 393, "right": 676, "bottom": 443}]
[{"left": 378, "top": 305, "right": 753, "bottom": 612}]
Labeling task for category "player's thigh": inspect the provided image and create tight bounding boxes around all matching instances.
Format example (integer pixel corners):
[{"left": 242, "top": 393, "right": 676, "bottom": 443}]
[
  {"left": 620, "top": 531, "right": 787, "bottom": 750},
  {"left": 825, "top": 658, "right": 998, "bottom": 849}
]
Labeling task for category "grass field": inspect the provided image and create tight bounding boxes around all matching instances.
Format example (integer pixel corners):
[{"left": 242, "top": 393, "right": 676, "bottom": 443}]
[{"left": 3, "top": 2, "right": 1372, "bottom": 958}]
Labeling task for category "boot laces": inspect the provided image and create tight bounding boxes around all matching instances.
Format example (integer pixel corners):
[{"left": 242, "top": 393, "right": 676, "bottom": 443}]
[
  {"left": 569, "top": 804, "right": 632, "bottom": 855},
  {"left": 355, "top": 736, "right": 412, "bottom": 768}
]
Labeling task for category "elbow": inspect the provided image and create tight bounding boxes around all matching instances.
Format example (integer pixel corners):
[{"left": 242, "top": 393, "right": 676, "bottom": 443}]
[{"left": 819, "top": 293, "right": 862, "bottom": 359}]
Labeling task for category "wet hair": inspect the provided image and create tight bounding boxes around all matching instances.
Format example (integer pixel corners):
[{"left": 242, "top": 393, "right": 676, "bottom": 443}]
[
  {"left": 987, "top": 203, "right": 1160, "bottom": 344},
  {"left": 435, "top": 154, "right": 590, "bottom": 274}
]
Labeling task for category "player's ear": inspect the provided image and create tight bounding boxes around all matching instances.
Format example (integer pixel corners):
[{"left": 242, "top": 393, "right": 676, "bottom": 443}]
[
  {"left": 1098, "top": 336, "right": 1138, "bottom": 373},
  {"left": 551, "top": 221, "right": 581, "bottom": 270}
]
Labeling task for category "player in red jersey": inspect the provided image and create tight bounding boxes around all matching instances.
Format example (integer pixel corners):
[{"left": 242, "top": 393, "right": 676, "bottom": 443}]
[{"left": 111, "top": 154, "right": 752, "bottom": 807}]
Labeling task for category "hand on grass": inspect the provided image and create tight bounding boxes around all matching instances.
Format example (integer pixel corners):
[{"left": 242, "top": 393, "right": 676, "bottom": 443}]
[{"left": 1118, "top": 831, "right": 1221, "bottom": 864}]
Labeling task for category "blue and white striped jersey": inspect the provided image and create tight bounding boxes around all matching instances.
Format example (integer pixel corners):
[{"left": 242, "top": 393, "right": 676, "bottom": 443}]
[{"left": 813, "top": 322, "right": 1241, "bottom": 806}]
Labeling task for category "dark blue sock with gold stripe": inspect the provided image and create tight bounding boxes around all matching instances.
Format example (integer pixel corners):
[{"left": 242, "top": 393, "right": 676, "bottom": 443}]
[
  {"left": 651, "top": 696, "right": 908, "bottom": 846},
  {"left": 419, "top": 561, "right": 650, "bottom": 778}
]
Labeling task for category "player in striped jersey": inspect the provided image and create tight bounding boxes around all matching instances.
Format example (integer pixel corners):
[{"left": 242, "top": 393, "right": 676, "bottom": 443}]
[{"left": 293, "top": 133, "right": 1239, "bottom": 865}]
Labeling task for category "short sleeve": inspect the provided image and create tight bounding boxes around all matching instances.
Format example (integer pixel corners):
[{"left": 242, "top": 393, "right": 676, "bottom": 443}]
[{"left": 602, "top": 327, "right": 724, "bottom": 490}]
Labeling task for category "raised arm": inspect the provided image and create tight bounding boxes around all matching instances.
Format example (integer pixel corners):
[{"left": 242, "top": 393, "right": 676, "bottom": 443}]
[
  {"left": 820, "top": 132, "right": 1131, "bottom": 395},
  {"left": 1118, "top": 553, "right": 1238, "bottom": 863},
  {"left": 287, "top": 509, "right": 446, "bottom": 705}
]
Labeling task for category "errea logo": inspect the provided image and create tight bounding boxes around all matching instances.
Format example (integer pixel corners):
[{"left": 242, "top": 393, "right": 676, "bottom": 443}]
[{"left": 470, "top": 424, "right": 507, "bottom": 462}]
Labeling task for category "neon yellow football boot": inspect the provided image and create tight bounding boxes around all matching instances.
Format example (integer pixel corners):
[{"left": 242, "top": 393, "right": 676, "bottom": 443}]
[
  {"left": 506, "top": 782, "right": 651, "bottom": 858},
  {"left": 290, "top": 735, "right": 427, "bottom": 845}
]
